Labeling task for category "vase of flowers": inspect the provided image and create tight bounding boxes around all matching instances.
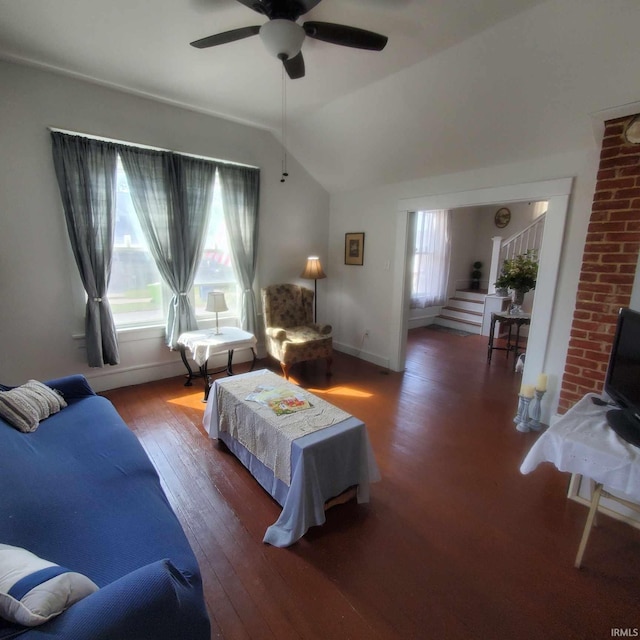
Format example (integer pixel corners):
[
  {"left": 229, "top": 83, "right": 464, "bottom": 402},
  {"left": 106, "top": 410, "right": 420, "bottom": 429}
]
[{"left": 494, "top": 250, "right": 538, "bottom": 314}]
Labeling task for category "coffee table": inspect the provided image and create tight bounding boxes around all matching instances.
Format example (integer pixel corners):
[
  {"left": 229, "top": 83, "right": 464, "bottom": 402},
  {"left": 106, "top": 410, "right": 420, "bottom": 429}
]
[{"left": 203, "top": 369, "right": 381, "bottom": 547}]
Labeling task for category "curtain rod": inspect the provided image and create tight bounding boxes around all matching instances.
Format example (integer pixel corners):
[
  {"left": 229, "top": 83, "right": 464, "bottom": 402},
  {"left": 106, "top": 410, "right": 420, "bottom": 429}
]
[{"left": 47, "top": 126, "right": 259, "bottom": 170}]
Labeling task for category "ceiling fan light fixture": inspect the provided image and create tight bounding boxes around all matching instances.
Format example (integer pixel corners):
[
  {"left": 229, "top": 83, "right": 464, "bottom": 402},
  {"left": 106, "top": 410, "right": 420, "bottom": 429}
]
[{"left": 260, "top": 19, "right": 305, "bottom": 60}]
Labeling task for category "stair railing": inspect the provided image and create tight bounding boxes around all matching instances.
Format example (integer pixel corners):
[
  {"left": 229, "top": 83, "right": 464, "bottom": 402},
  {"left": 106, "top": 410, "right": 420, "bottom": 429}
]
[{"left": 487, "top": 213, "right": 546, "bottom": 294}]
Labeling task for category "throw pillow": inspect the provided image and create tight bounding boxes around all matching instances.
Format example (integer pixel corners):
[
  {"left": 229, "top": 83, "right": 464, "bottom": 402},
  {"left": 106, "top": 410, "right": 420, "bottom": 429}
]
[
  {"left": 0, "top": 380, "right": 67, "bottom": 433},
  {"left": 0, "top": 544, "right": 98, "bottom": 627}
]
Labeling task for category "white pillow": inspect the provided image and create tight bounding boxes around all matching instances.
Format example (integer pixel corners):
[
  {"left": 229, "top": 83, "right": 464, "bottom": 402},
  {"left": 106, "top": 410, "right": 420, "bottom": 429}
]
[
  {"left": 0, "top": 544, "right": 98, "bottom": 627},
  {"left": 0, "top": 380, "right": 67, "bottom": 433}
]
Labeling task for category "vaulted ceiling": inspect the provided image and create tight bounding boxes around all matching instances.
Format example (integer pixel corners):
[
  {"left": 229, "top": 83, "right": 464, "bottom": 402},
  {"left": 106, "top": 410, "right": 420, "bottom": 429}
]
[{"left": 0, "top": 0, "right": 632, "bottom": 192}]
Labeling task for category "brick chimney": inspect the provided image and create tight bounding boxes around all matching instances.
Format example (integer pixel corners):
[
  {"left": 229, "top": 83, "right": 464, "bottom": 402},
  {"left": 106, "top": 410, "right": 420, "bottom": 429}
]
[{"left": 558, "top": 115, "right": 640, "bottom": 412}]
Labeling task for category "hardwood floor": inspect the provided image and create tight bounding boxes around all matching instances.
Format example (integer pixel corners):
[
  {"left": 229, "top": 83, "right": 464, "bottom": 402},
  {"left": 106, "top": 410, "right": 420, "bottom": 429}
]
[{"left": 102, "top": 327, "right": 640, "bottom": 639}]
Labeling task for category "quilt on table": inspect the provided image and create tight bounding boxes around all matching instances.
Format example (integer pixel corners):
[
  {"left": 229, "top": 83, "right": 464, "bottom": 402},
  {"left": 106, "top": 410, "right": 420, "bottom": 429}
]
[{"left": 216, "top": 370, "right": 350, "bottom": 484}]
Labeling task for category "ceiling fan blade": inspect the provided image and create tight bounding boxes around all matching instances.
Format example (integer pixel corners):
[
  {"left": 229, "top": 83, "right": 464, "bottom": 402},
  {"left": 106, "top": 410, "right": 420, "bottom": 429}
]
[
  {"left": 303, "top": 21, "right": 388, "bottom": 51},
  {"left": 190, "top": 25, "right": 261, "bottom": 49},
  {"left": 283, "top": 51, "right": 305, "bottom": 79}
]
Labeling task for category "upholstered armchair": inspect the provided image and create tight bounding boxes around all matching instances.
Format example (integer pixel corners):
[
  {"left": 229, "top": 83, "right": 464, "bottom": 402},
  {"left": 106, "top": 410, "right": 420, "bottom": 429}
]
[{"left": 261, "top": 284, "right": 332, "bottom": 380}]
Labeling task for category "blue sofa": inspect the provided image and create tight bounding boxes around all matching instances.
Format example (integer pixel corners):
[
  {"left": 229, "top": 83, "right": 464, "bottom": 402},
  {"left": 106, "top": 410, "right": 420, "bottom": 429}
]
[{"left": 0, "top": 375, "right": 210, "bottom": 639}]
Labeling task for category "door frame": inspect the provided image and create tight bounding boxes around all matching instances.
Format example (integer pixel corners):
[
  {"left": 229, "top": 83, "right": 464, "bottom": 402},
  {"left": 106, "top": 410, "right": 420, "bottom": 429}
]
[{"left": 389, "top": 178, "right": 573, "bottom": 387}]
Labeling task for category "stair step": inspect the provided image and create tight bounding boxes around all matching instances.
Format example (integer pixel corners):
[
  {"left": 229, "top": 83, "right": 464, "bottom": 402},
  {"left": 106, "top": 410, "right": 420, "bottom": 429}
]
[
  {"left": 438, "top": 313, "right": 482, "bottom": 326},
  {"left": 434, "top": 316, "right": 482, "bottom": 334},
  {"left": 455, "top": 290, "right": 487, "bottom": 303},
  {"left": 442, "top": 304, "right": 484, "bottom": 316}
]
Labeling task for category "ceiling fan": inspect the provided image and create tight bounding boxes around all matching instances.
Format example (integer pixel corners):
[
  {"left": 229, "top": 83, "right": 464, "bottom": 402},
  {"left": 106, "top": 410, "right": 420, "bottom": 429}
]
[{"left": 190, "top": 0, "right": 388, "bottom": 79}]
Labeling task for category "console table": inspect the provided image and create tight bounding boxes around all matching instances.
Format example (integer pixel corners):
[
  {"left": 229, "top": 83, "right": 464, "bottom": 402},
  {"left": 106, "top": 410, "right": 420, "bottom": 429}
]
[
  {"left": 177, "top": 327, "right": 257, "bottom": 400},
  {"left": 486, "top": 311, "right": 531, "bottom": 370},
  {"left": 520, "top": 393, "right": 640, "bottom": 568}
]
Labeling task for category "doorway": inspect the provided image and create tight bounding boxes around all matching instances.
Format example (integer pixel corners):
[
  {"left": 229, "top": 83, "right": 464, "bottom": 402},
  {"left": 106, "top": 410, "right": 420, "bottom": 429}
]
[{"left": 389, "top": 178, "right": 573, "bottom": 389}]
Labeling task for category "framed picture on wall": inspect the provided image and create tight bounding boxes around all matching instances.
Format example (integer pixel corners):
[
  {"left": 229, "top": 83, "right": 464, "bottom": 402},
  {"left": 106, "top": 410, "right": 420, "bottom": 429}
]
[{"left": 345, "top": 232, "right": 365, "bottom": 265}]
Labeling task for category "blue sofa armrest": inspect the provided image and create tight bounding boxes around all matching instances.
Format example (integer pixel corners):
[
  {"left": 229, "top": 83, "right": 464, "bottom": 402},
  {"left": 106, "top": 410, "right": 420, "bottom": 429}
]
[
  {"left": 45, "top": 375, "right": 96, "bottom": 402},
  {"left": 6, "top": 560, "right": 210, "bottom": 640}
]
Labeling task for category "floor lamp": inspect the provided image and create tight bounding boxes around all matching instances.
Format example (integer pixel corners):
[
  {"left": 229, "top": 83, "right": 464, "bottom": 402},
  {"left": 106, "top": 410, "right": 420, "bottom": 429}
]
[{"left": 301, "top": 256, "right": 326, "bottom": 323}]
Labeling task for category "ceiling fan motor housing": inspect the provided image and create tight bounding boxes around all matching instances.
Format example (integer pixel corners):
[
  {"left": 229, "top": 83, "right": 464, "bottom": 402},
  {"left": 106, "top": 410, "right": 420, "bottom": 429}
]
[{"left": 260, "top": 19, "right": 305, "bottom": 60}]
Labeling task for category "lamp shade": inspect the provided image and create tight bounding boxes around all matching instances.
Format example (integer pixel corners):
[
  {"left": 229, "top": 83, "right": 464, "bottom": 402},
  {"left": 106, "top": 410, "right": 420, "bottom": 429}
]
[
  {"left": 206, "top": 291, "right": 228, "bottom": 313},
  {"left": 301, "top": 256, "right": 326, "bottom": 280},
  {"left": 260, "top": 19, "right": 305, "bottom": 60}
]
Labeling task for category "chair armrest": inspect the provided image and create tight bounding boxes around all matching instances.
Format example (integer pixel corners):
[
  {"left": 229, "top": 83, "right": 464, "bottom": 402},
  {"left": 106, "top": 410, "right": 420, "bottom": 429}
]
[
  {"left": 312, "top": 323, "right": 332, "bottom": 335},
  {"left": 266, "top": 327, "right": 287, "bottom": 341}
]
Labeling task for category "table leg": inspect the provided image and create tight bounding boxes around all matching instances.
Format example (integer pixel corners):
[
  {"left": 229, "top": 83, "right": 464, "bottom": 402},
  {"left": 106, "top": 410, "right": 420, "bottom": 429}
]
[
  {"left": 227, "top": 349, "right": 234, "bottom": 375},
  {"left": 179, "top": 347, "right": 195, "bottom": 386},
  {"left": 513, "top": 323, "right": 521, "bottom": 372},
  {"left": 487, "top": 315, "right": 497, "bottom": 363},
  {"left": 250, "top": 348, "right": 257, "bottom": 371},
  {"left": 201, "top": 358, "right": 210, "bottom": 402},
  {"left": 575, "top": 482, "right": 603, "bottom": 569}
]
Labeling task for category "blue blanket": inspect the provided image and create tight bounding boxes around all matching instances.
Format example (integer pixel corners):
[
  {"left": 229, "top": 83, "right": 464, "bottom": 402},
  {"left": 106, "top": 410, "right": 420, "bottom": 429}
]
[{"left": 0, "top": 375, "right": 210, "bottom": 639}]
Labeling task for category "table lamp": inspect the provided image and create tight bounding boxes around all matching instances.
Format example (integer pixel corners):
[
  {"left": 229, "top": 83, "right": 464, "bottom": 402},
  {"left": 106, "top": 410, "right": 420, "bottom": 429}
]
[
  {"left": 301, "top": 256, "right": 326, "bottom": 323},
  {"left": 206, "top": 291, "right": 228, "bottom": 335}
]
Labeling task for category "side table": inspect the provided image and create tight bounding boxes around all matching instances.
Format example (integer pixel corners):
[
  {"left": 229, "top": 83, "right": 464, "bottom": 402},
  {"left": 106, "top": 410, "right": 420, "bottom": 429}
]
[
  {"left": 520, "top": 393, "right": 640, "bottom": 568},
  {"left": 177, "top": 327, "right": 257, "bottom": 400},
  {"left": 487, "top": 311, "right": 531, "bottom": 371}
]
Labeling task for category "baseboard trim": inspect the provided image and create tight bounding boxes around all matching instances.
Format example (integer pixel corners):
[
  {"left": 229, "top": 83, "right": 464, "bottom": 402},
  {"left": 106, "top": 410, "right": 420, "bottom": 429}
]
[{"left": 333, "top": 342, "right": 390, "bottom": 369}]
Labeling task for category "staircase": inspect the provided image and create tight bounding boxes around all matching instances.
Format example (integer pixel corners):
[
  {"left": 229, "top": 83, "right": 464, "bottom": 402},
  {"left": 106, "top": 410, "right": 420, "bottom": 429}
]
[{"left": 433, "top": 289, "right": 486, "bottom": 334}]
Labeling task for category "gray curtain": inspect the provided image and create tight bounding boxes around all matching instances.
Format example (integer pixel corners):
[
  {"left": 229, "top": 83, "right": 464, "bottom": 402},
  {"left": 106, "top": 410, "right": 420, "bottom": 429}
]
[
  {"left": 218, "top": 164, "right": 260, "bottom": 334},
  {"left": 119, "top": 147, "right": 215, "bottom": 348},
  {"left": 51, "top": 132, "right": 120, "bottom": 367}
]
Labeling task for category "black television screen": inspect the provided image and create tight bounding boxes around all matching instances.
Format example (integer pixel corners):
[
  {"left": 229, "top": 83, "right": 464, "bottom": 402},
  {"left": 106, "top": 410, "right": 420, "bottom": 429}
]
[{"left": 604, "top": 307, "right": 640, "bottom": 447}]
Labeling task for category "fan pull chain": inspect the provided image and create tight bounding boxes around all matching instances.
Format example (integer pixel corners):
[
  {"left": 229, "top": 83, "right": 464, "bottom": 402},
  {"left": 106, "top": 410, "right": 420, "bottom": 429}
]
[{"left": 281, "top": 64, "right": 288, "bottom": 183}]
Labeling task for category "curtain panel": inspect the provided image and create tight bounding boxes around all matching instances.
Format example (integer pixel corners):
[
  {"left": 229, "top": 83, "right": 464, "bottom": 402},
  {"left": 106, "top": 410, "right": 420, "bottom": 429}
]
[
  {"left": 51, "top": 132, "right": 120, "bottom": 367},
  {"left": 119, "top": 148, "right": 215, "bottom": 348},
  {"left": 410, "top": 209, "right": 451, "bottom": 309},
  {"left": 218, "top": 164, "right": 260, "bottom": 335},
  {"left": 52, "top": 131, "right": 260, "bottom": 355}
]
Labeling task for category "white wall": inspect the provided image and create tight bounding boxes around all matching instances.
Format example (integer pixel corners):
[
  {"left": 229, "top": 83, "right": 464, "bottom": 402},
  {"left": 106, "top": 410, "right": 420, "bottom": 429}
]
[
  {"left": 328, "top": 150, "right": 597, "bottom": 421},
  {"left": 447, "top": 207, "right": 480, "bottom": 295},
  {"left": 0, "top": 60, "right": 329, "bottom": 391},
  {"left": 324, "top": 0, "right": 640, "bottom": 424}
]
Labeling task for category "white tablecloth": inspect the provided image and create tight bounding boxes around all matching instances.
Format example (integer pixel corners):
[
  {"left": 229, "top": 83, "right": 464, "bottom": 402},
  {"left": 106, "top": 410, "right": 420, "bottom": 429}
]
[
  {"left": 177, "top": 327, "right": 256, "bottom": 366},
  {"left": 520, "top": 393, "right": 640, "bottom": 501},
  {"left": 212, "top": 369, "right": 351, "bottom": 484},
  {"left": 203, "top": 370, "right": 381, "bottom": 547}
]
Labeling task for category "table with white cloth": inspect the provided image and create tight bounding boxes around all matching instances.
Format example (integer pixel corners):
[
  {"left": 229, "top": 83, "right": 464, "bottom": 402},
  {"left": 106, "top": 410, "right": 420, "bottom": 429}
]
[
  {"left": 203, "top": 369, "right": 381, "bottom": 547},
  {"left": 520, "top": 393, "right": 640, "bottom": 567},
  {"left": 177, "top": 327, "right": 257, "bottom": 400}
]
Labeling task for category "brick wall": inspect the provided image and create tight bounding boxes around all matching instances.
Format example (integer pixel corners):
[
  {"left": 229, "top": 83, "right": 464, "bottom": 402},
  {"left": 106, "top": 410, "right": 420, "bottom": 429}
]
[{"left": 558, "top": 114, "right": 640, "bottom": 413}]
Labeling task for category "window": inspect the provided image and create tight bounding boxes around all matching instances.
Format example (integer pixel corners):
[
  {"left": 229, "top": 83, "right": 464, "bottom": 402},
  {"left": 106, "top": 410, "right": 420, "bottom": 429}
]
[
  {"left": 110, "top": 158, "right": 165, "bottom": 327},
  {"left": 110, "top": 159, "right": 239, "bottom": 328},
  {"left": 411, "top": 209, "right": 451, "bottom": 308},
  {"left": 193, "top": 172, "right": 239, "bottom": 319}
]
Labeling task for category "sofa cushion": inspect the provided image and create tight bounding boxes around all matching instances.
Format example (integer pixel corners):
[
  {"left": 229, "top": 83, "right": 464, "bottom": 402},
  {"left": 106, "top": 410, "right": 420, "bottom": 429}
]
[
  {"left": 0, "top": 381, "right": 67, "bottom": 432},
  {"left": 0, "top": 544, "right": 98, "bottom": 627}
]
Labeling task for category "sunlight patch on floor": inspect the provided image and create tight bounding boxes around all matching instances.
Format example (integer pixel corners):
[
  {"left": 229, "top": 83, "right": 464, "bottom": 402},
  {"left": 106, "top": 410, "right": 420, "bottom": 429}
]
[
  {"left": 308, "top": 386, "right": 373, "bottom": 399},
  {"left": 167, "top": 392, "right": 206, "bottom": 410}
]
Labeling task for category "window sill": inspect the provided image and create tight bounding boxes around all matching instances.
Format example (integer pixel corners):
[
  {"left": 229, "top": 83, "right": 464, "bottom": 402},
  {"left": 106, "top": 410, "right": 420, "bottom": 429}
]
[{"left": 71, "top": 317, "right": 240, "bottom": 343}]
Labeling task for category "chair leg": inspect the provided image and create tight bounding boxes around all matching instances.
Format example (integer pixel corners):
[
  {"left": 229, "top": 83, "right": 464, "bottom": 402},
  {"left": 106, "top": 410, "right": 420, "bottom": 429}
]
[
  {"left": 326, "top": 356, "right": 333, "bottom": 377},
  {"left": 280, "top": 362, "right": 290, "bottom": 380}
]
